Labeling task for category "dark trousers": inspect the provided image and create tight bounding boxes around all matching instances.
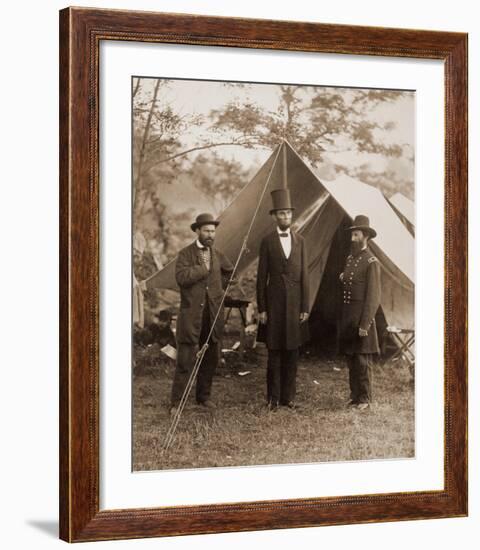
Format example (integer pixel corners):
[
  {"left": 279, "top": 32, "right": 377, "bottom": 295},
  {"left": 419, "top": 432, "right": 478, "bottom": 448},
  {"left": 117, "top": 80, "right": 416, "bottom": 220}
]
[
  {"left": 267, "top": 349, "right": 299, "bottom": 405},
  {"left": 170, "top": 306, "right": 219, "bottom": 406},
  {"left": 347, "top": 354, "right": 373, "bottom": 403}
]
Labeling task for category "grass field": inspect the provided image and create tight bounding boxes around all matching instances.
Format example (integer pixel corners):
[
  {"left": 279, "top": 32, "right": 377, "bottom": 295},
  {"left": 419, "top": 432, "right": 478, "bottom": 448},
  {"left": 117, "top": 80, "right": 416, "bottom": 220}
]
[{"left": 133, "top": 341, "right": 415, "bottom": 471}]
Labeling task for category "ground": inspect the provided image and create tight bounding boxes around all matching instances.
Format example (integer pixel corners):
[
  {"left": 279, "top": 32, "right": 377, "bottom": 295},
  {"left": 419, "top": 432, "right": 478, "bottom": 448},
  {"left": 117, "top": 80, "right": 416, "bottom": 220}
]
[{"left": 133, "top": 337, "right": 415, "bottom": 471}]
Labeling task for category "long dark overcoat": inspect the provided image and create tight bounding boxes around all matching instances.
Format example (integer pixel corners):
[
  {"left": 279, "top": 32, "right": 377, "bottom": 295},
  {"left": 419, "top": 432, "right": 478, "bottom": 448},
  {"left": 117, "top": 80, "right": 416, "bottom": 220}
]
[
  {"left": 175, "top": 242, "right": 233, "bottom": 345},
  {"left": 256, "top": 230, "right": 309, "bottom": 350},
  {"left": 338, "top": 247, "right": 381, "bottom": 355}
]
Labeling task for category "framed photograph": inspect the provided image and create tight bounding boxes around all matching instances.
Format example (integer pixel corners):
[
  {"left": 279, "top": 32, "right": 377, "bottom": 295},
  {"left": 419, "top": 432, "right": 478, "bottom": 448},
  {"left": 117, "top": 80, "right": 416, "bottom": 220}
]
[{"left": 59, "top": 6, "right": 467, "bottom": 542}]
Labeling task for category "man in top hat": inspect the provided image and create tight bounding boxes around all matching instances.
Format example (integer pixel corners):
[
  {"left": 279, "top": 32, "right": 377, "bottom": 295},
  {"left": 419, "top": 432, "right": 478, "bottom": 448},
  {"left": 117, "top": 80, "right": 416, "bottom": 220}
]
[
  {"left": 339, "top": 215, "right": 381, "bottom": 411},
  {"left": 256, "top": 189, "right": 310, "bottom": 410},
  {"left": 170, "top": 213, "right": 234, "bottom": 414}
]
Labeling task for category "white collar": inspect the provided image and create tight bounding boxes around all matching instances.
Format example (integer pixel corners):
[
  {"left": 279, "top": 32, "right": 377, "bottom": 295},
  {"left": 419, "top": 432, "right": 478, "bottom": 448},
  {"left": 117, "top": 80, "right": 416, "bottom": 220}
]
[
  {"left": 277, "top": 227, "right": 291, "bottom": 235},
  {"left": 196, "top": 239, "right": 209, "bottom": 249}
]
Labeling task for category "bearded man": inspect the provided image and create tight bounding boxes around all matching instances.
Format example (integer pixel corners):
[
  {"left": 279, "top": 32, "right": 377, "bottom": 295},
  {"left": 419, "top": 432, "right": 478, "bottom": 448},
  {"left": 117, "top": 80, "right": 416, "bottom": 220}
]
[
  {"left": 339, "top": 215, "right": 381, "bottom": 411},
  {"left": 170, "top": 213, "right": 233, "bottom": 414}
]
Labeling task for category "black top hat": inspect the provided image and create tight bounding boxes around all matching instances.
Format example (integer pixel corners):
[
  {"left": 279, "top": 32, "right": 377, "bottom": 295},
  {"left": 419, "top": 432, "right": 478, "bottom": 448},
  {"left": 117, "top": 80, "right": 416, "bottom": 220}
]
[
  {"left": 347, "top": 215, "right": 377, "bottom": 239},
  {"left": 190, "top": 212, "right": 220, "bottom": 232},
  {"left": 269, "top": 189, "right": 295, "bottom": 215}
]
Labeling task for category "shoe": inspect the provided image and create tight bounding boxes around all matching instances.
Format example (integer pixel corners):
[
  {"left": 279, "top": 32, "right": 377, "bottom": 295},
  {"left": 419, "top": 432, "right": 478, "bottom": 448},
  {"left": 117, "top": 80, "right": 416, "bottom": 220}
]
[
  {"left": 347, "top": 400, "right": 358, "bottom": 408},
  {"left": 198, "top": 400, "right": 216, "bottom": 409},
  {"left": 356, "top": 402, "right": 370, "bottom": 411},
  {"left": 266, "top": 402, "right": 279, "bottom": 411},
  {"left": 285, "top": 401, "right": 297, "bottom": 409}
]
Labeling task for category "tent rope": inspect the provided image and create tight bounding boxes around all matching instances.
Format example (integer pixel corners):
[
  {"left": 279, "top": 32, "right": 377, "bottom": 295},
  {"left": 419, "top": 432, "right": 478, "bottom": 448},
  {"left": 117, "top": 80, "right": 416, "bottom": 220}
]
[{"left": 163, "top": 144, "right": 283, "bottom": 451}]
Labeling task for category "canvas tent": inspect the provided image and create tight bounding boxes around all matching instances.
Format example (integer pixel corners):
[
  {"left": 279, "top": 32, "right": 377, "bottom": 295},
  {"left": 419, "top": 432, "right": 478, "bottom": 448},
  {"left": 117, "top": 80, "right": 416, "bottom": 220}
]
[
  {"left": 146, "top": 141, "right": 414, "bottom": 349},
  {"left": 388, "top": 192, "right": 415, "bottom": 236}
]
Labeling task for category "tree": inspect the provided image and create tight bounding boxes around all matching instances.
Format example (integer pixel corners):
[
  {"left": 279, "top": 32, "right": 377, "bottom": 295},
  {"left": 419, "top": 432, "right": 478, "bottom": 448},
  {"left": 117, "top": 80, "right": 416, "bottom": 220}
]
[
  {"left": 338, "top": 154, "right": 415, "bottom": 199},
  {"left": 210, "top": 85, "right": 406, "bottom": 168},
  {"left": 186, "top": 153, "right": 252, "bottom": 212},
  {"left": 133, "top": 78, "right": 186, "bottom": 225},
  {"left": 133, "top": 78, "right": 258, "bottom": 273}
]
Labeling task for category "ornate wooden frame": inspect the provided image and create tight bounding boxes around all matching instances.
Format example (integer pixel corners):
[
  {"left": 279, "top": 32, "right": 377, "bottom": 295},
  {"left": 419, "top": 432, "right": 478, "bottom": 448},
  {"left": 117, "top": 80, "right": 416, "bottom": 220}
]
[{"left": 59, "top": 7, "right": 468, "bottom": 542}]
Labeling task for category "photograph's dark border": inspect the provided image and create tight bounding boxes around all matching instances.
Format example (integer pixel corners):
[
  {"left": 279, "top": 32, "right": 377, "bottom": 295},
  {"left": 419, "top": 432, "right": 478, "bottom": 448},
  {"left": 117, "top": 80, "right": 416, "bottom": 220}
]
[{"left": 59, "top": 7, "right": 468, "bottom": 542}]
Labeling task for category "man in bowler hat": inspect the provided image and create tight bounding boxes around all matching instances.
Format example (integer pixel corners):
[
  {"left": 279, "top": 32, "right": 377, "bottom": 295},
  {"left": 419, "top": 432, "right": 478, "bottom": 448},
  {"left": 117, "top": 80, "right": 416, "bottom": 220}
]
[
  {"left": 256, "top": 189, "right": 310, "bottom": 410},
  {"left": 339, "top": 215, "right": 381, "bottom": 411},
  {"left": 170, "top": 213, "right": 234, "bottom": 415}
]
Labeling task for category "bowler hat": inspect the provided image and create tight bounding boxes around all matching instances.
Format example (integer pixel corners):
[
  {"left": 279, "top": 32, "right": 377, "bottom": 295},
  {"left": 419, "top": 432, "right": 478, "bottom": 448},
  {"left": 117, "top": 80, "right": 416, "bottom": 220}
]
[
  {"left": 269, "top": 189, "right": 295, "bottom": 215},
  {"left": 348, "top": 215, "right": 377, "bottom": 239},
  {"left": 190, "top": 212, "right": 220, "bottom": 232}
]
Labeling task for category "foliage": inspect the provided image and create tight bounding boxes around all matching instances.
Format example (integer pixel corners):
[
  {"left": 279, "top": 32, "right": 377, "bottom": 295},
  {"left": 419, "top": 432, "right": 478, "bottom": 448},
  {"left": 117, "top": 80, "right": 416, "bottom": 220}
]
[
  {"left": 186, "top": 152, "right": 252, "bottom": 212},
  {"left": 336, "top": 154, "right": 415, "bottom": 199},
  {"left": 210, "top": 86, "right": 405, "bottom": 167}
]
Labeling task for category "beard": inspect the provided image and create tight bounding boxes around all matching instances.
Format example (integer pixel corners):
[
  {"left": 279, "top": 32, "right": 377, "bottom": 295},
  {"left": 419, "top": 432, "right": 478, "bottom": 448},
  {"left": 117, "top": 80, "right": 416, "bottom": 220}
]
[
  {"left": 277, "top": 221, "right": 291, "bottom": 231},
  {"left": 199, "top": 236, "right": 214, "bottom": 247},
  {"left": 350, "top": 241, "right": 364, "bottom": 255}
]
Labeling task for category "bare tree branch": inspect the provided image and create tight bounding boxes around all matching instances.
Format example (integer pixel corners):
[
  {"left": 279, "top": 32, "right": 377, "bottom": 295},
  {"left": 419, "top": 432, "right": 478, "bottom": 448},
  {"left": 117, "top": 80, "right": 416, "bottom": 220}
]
[
  {"left": 132, "top": 77, "right": 141, "bottom": 99},
  {"left": 142, "top": 140, "right": 264, "bottom": 175},
  {"left": 134, "top": 78, "right": 161, "bottom": 217}
]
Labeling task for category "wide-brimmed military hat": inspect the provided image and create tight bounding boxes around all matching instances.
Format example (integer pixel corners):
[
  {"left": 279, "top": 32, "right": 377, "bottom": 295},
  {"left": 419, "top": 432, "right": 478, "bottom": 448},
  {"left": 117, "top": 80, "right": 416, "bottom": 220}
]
[
  {"left": 269, "top": 189, "right": 295, "bottom": 215},
  {"left": 190, "top": 212, "right": 220, "bottom": 232},
  {"left": 347, "top": 214, "right": 377, "bottom": 239}
]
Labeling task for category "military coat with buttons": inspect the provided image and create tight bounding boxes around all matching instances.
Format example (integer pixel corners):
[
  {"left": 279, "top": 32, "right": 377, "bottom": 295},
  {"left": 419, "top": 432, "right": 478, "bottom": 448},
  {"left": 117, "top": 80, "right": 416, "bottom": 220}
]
[
  {"left": 175, "top": 241, "right": 233, "bottom": 345},
  {"left": 256, "top": 230, "right": 310, "bottom": 350},
  {"left": 338, "top": 246, "right": 381, "bottom": 355}
]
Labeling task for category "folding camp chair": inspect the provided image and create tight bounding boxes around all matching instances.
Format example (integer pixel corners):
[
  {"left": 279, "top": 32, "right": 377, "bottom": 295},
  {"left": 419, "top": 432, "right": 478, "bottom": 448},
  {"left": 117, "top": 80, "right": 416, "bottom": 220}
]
[{"left": 384, "top": 326, "right": 415, "bottom": 368}]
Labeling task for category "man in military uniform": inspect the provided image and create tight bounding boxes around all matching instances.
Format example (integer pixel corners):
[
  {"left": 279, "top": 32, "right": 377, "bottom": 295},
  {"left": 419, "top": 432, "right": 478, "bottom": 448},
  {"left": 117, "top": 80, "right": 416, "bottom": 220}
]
[
  {"left": 257, "top": 189, "right": 310, "bottom": 410},
  {"left": 339, "top": 215, "right": 381, "bottom": 411},
  {"left": 170, "top": 213, "right": 234, "bottom": 415}
]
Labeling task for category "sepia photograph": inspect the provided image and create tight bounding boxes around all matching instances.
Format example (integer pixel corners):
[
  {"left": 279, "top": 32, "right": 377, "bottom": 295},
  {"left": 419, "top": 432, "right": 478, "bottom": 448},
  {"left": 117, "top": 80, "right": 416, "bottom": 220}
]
[{"left": 131, "top": 76, "right": 415, "bottom": 472}]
